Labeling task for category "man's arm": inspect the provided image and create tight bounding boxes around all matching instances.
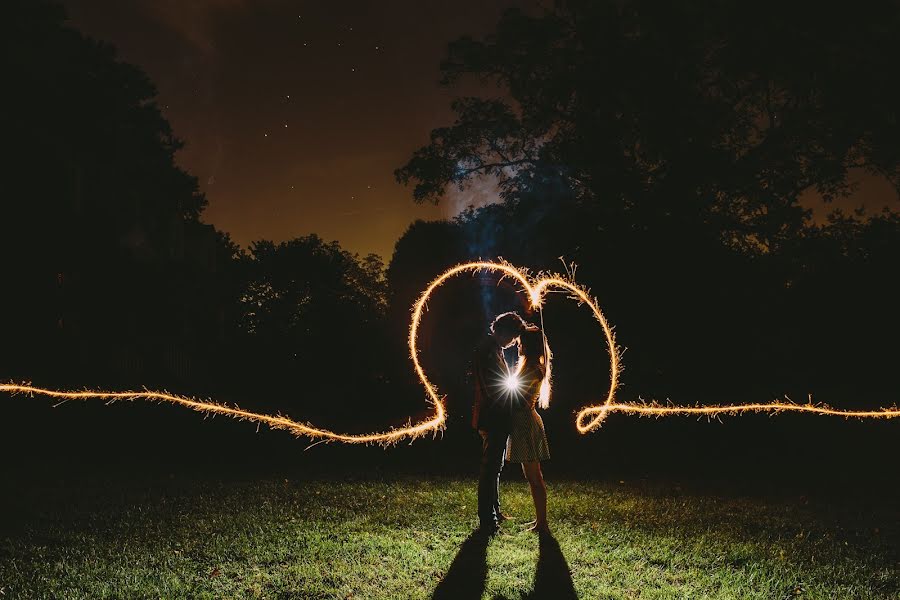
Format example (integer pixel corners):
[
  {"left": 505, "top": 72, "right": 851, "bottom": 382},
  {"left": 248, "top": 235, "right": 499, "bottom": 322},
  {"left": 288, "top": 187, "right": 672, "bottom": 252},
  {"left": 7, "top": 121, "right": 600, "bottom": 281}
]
[{"left": 476, "top": 346, "right": 509, "bottom": 405}]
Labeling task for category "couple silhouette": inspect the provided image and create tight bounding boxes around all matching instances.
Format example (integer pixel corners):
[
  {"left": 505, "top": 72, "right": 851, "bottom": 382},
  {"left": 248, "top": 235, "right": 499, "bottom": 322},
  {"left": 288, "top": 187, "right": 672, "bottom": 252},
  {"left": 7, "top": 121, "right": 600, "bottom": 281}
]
[
  {"left": 433, "top": 311, "right": 576, "bottom": 597},
  {"left": 432, "top": 312, "right": 577, "bottom": 599},
  {"left": 471, "top": 312, "right": 551, "bottom": 535}
]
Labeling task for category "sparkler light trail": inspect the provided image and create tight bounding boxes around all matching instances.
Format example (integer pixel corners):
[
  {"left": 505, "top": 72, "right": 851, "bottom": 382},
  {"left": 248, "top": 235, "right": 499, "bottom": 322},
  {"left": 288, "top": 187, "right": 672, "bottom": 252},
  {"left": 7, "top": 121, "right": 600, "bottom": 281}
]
[{"left": 2, "top": 260, "right": 898, "bottom": 444}]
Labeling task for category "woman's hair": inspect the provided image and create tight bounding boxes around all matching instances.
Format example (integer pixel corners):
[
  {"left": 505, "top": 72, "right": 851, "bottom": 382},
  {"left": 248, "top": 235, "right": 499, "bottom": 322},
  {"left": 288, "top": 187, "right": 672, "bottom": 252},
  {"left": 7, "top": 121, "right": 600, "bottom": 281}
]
[
  {"left": 520, "top": 329, "right": 552, "bottom": 409},
  {"left": 519, "top": 330, "right": 546, "bottom": 373}
]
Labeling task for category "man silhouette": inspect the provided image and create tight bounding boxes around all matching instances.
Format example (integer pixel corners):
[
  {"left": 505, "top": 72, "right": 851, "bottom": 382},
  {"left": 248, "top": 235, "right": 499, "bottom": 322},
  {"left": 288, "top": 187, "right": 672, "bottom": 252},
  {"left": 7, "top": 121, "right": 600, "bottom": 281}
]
[{"left": 472, "top": 311, "right": 536, "bottom": 534}]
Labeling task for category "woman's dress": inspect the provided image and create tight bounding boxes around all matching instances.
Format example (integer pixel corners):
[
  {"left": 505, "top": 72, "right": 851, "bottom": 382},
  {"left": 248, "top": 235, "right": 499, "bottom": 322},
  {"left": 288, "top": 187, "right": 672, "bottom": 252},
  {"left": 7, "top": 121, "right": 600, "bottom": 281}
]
[{"left": 506, "top": 364, "right": 550, "bottom": 463}]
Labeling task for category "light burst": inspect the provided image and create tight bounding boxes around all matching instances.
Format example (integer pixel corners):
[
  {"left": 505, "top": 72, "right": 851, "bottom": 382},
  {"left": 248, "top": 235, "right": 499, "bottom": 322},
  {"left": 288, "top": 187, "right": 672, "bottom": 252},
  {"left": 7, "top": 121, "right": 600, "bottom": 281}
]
[
  {"left": 503, "top": 374, "right": 522, "bottom": 394},
  {"left": 1, "top": 260, "right": 898, "bottom": 444}
]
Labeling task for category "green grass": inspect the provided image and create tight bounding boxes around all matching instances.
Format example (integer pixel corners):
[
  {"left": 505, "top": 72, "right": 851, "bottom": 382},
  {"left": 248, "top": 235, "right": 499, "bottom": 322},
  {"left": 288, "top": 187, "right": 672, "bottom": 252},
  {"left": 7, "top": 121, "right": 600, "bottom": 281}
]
[{"left": 0, "top": 476, "right": 896, "bottom": 599}]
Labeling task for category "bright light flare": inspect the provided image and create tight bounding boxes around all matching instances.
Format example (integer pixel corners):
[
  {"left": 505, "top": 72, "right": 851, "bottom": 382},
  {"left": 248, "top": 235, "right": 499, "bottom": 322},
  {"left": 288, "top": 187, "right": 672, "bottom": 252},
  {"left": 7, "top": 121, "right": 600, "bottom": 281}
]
[
  {"left": 503, "top": 374, "right": 522, "bottom": 394},
  {"left": 2, "top": 260, "right": 899, "bottom": 445}
]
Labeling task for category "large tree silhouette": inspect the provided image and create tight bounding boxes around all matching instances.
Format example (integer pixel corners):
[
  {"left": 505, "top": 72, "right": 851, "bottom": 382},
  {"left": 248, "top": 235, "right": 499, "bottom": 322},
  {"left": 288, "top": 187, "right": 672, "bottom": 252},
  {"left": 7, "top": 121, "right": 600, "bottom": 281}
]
[
  {"left": 396, "top": 0, "right": 899, "bottom": 251},
  {"left": 1, "top": 1, "right": 236, "bottom": 384},
  {"left": 232, "top": 235, "right": 391, "bottom": 417}
]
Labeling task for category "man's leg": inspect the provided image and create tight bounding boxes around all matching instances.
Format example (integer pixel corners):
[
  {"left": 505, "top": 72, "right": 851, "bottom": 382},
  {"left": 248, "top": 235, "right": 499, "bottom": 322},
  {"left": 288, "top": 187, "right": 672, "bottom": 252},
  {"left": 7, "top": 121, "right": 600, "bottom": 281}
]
[
  {"left": 477, "top": 431, "right": 495, "bottom": 527},
  {"left": 478, "top": 431, "right": 506, "bottom": 529}
]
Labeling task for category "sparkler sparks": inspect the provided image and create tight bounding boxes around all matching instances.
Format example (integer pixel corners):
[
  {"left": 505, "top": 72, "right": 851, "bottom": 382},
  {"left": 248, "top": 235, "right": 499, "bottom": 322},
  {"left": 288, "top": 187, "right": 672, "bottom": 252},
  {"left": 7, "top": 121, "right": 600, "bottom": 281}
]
[{"left": 2, "top": 260, "right": 898, "bottom": 445}]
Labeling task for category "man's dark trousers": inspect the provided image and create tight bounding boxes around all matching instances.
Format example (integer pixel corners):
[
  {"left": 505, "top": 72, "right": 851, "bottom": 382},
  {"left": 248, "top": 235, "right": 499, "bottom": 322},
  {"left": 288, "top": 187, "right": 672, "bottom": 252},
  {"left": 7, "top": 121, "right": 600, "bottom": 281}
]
[{"left": 478, "top": 429, "right": 508, "bottom": 528}]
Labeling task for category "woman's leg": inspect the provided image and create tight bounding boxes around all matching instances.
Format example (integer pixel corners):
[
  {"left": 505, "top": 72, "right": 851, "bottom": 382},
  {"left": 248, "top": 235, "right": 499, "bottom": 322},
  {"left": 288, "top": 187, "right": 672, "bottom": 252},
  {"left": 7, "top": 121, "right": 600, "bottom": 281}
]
[{"left": 522, "top": 461, "right": 548, "bottom": 531}]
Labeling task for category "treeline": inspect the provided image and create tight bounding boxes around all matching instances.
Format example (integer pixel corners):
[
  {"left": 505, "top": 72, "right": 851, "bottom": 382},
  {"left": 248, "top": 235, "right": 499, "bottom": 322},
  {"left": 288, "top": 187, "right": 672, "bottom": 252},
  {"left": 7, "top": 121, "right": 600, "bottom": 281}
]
[
  {"left": 1, "top": 1, "right": 898, "bottom": 475},
  {"left": 0, "top": 2, "right": 396, "bottom": 424}
]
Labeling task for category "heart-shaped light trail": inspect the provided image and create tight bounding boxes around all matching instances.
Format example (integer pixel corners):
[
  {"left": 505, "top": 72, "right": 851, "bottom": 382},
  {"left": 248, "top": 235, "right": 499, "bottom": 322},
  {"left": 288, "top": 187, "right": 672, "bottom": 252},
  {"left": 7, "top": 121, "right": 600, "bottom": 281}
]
[{"left": 2, "top": 260, "right": 898, "bottom": 445}]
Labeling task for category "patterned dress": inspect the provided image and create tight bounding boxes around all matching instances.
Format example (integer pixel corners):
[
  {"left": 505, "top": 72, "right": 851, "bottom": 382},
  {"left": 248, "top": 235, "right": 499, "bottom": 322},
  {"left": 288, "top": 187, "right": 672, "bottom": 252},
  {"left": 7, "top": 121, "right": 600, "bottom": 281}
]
[{"left": 506, "top": 363, "right": 550, "bottom": 463}]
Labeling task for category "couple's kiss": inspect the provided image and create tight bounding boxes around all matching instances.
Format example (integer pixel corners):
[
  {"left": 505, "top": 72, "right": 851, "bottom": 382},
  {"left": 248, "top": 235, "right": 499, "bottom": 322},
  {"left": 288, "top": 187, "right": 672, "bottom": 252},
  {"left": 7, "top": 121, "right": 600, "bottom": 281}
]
[{"left": 472, "top": 312, "right": 550, "bottom": 536}]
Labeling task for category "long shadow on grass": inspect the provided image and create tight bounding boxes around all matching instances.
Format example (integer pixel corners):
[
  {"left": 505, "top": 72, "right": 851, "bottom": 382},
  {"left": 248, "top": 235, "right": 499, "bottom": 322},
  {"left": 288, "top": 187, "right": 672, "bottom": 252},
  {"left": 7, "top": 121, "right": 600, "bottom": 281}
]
[
  {"left": 432, "top": 530, "right": 489, "bottom": 599},
  {"left": 433, "top": 530, "right": 577, "bottom": 600},
  {"left": 524, "top": 531, "right": 577, "bottom": 599}
]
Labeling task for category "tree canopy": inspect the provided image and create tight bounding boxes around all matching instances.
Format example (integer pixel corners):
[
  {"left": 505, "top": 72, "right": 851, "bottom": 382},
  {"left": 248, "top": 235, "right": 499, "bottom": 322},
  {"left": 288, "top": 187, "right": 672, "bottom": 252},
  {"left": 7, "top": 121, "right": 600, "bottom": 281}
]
[
  {"left": 395, "top": 0, "right": 900, "bottom": 252},
  {"left": 1, "top": 1, "right": 230, "bottom": 383}
]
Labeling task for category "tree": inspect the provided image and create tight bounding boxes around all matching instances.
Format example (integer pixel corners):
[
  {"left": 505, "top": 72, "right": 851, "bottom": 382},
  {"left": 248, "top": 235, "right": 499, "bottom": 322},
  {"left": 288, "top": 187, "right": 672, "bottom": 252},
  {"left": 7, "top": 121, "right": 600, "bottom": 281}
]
[
  {"left": 239, "top": 236, "right": 386, "bottom": 341},
  {"left": 395, "top": 0, "right": 899, "bottom": 252},
  {"left": 234, "top": 235, "right": 389, "bottom": 414},
  {"left": 1, "top": 0, "right": 233, "bottom": 383}
]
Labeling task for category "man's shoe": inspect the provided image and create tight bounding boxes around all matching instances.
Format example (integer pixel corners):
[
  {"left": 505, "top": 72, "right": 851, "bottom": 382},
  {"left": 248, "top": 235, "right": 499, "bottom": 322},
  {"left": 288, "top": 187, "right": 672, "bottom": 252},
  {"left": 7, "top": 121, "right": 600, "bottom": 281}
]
[{"left": 496, "top": 512, "right": 512, "bottom": 522}]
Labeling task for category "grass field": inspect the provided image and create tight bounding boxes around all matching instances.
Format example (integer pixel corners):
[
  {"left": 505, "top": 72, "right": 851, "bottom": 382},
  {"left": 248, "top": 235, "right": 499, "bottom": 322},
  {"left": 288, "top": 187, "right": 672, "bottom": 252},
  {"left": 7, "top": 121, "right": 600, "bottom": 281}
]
[{"left": 1, "top": 475, "right": 897, "bottom": 599}]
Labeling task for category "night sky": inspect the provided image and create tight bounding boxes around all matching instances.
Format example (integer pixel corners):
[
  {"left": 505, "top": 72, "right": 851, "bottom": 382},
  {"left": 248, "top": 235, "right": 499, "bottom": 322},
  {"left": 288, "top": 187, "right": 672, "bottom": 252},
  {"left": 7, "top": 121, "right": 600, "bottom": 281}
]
[
  {"left": 59, "top": 0, "right": 897, "bottom": 259},
  {"left": 58, "top": 0, "right": 530, "bottom": 259}
]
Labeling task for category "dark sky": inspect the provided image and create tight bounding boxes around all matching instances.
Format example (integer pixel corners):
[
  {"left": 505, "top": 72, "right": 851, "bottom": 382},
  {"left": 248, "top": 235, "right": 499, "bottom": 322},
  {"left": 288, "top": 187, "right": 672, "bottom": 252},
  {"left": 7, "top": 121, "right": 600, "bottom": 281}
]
[
  {"left": 59, "top": 0, "right": 897, "bottom": 259},
  {"left": 59, "top": 0, "right": 524, "bottom": 259}
]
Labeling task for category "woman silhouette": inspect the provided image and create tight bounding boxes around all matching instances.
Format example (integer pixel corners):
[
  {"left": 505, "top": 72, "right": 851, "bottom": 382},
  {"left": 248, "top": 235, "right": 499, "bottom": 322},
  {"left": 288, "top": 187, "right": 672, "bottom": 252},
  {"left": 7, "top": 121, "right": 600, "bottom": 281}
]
[{"left": 507, "top": 328, "right": 551, "bottom": 532}]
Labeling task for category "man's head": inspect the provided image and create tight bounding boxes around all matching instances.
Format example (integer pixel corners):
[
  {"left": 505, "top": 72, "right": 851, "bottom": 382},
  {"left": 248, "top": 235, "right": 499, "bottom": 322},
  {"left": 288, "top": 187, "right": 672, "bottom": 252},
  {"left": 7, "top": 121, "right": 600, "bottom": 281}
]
[{"left": 490, "top": 312, "right": 538, "bottom": 349}]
